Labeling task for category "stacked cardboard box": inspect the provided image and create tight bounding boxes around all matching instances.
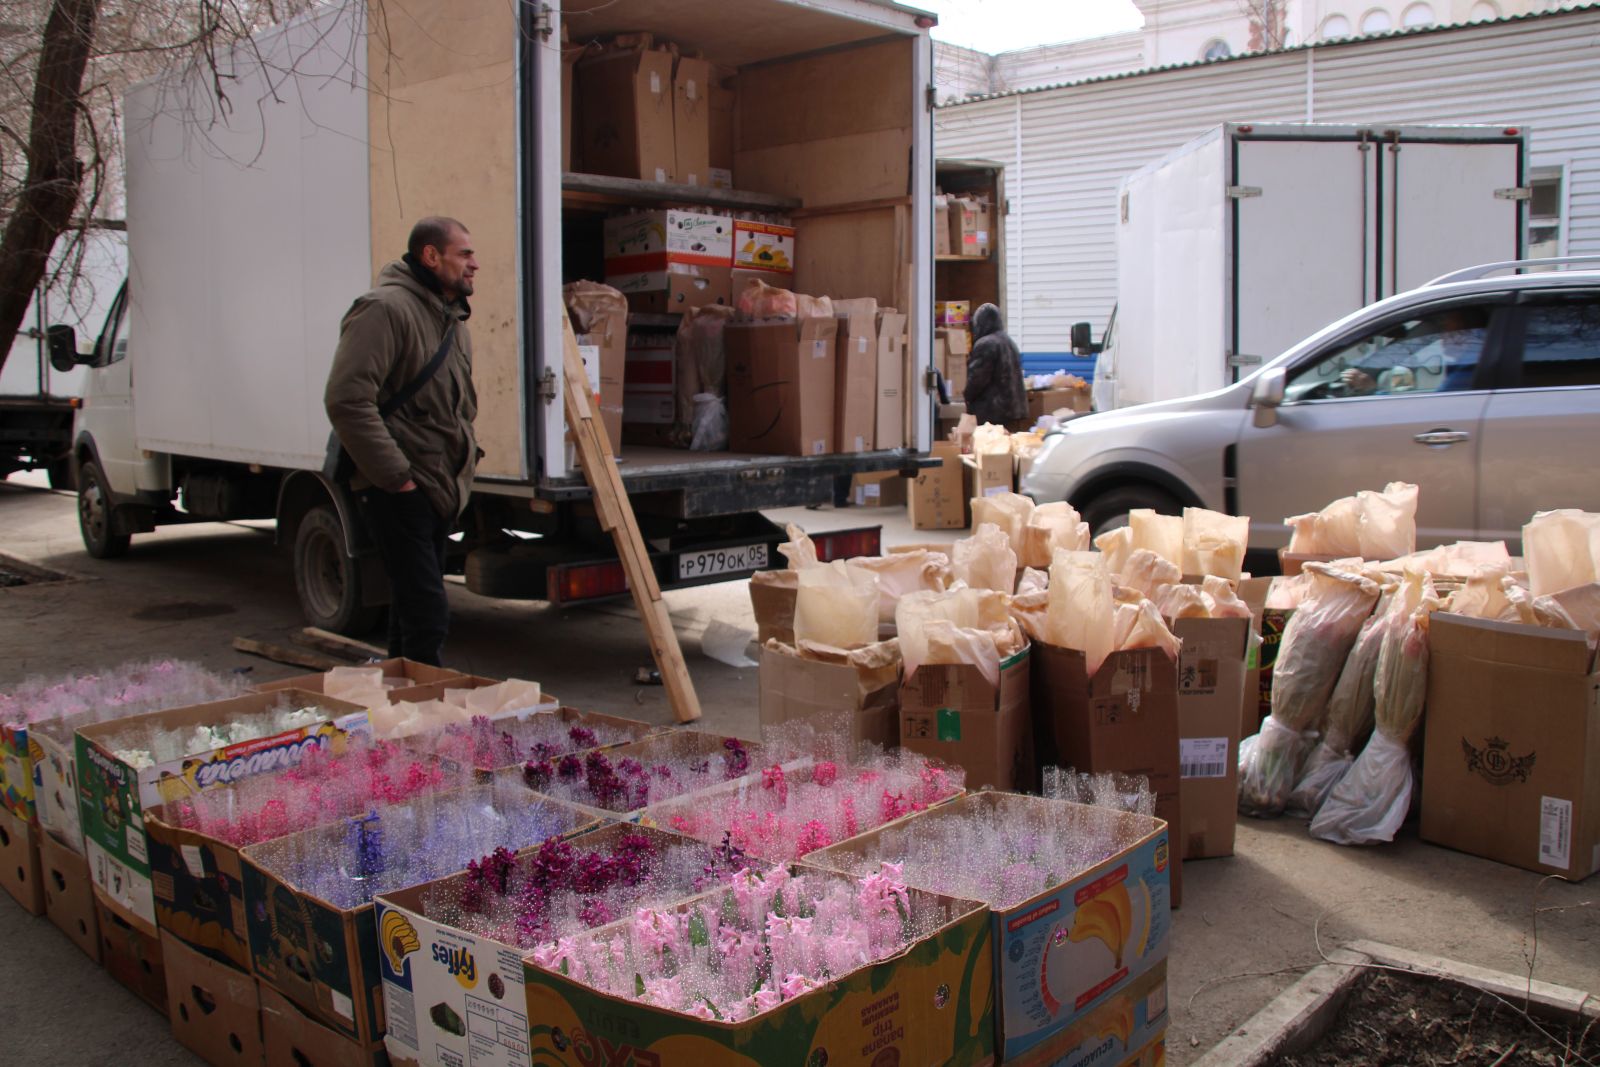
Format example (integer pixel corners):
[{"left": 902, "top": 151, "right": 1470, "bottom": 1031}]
[
  {"left": 603, "top": 209, "right": 734, "bottom": 314},
  {"left": 949, "top": 197, "right": 993, "bottom": 258},
  {"left": 732, "top": 217, "right": 797, "bottom": 295},
  {"left": 833, "top": 298, "right": 879, "bottom": 454},
  {"left": 574, "top": 40, "right": 714, "bottom": 189},
  {"left": 901, "top": 647, "right": 1033, "bottom": 792},
  {"left": 725, "top": 317, "right": 838, "bottom": 457},
  {"left": 909, "top": 440, "right": 968, "bottom": 530}
]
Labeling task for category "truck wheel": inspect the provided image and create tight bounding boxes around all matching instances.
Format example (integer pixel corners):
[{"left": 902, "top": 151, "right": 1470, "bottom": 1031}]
[
  {"left": 77, "top": 461, "right": 131, "bottom": 559},
  {"left": 1081, "top": 485, "right": 1182, "bottom": 540},
  {"left": 294, "top": 503, "right": 382, "bottom": 635}
]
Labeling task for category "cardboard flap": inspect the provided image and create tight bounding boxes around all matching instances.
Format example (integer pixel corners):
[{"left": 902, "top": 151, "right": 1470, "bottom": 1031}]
[
  {"left": 903, "top": 661, "right": 996, "bottom": 712},
  {"left": 1430, "top": 612, "right": 1595, "bottom": 674},
  {"left": 1171, "top": 616, "right": 1252, "bottom": 658}
]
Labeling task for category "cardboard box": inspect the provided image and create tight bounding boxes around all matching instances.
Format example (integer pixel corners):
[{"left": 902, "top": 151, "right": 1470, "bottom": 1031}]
[
  {"left": 672, "top": 56, "right": 712, "bottom": 187},
  {"left": 725, "top": 317, "right": 838, "bottom": 457},
  {"left": 940, "top": 326, "right": 972, "bottom": 397},
  {"left": 623, "top": 327, "right": 676, "bottom": 429},
  {"left": 910, "top": 440, "right": 969, "bottom": 530},
  {"left": 759, "top": 642, "right": 900, "bottom": 749},
  {"left": 40, "top": 828, "right": 100, "bottom": 962},
  {"left": 575, "top": 47, "right": 675, "bottom": 183},
  {"left": 75, "top": 690, "right": 368, "bottom": 933},
  {"left": 934, "top": 195, "right": 952, "bottom": 256},
  {"left": 964, "top": 451, "right": 1014, "bottom": 501},
  {"left": 98, "top": 898, "right": 167, "bottom": 1013},
  {"left": 144, "top": 803, "right": 260, "bottom": 971},
  {"left": 608, "top": 263, "right": 733, "bottom": 315},
  {"left": 849, "top": 470, "right": 908, "bottom": 508},
  {"left": 0, "top": 802, "right": 44, "bottom": 914},
  {"left": 733, "top": 218, "right": 796, "bottom": 274},
  {"left": 162, "top": 931, "right": 265, "bottom": 1066},
  {"left": 749, "top": 569, "right": 798, "bottom": 646},
  {"left": 1173, "top": 616, "right": 1249, "bottom": 861},
  {"left": 519, "top": 870, "right": 995, "bottom": 1067},
  {"left": 708, "top": 65, "right": 736, "bottom": 182},
  {"left": 241, "top": 790, "right": 597, "bottom": 1046},
  {"left": 935, "top": 301, "right": 971, "bottom": 328},
  {"left": 804, "top": 792, "right": 1172, "bottom": 1063},
  {"left": 875, "top": 309, "right": 908, "bottom": 449},
  {"left": 601, "top": 209, "right": 734, "bottom": 264},
  {"left": 565, "top": 281, "right": 629, "bottom": 451},
  {"left": 252, "top": 659, "right": 463, "bottom": 699},
  {"left": 834, "top": 298, "right": 879, "bottom": 454},
  {"left": 1028, "top": 387, "right": 1090, "bottom": 420},
  {"left": 1421, "top": 613, "right": 1600, "bottom": 882},
  {"left": 0, "top": 722, "right": 37, "bottom": 822},
  {"left": 1034, "top": 643, "right": 1184, "bottom": 907},
  {"left": 260, "top": 982, "right": 385, "bottom": 1067},
  {"left": 376, "top": 824, "right": 703, "bottom": 1067},
  {"left": 951, "top": 198, "right": 993, "bottom": 257},
  {"left": 33, "top": 719, "right": 87, "bottom": 853},
  {"left": 900, "top": 645, "right": 1032, "bottom": 791}
]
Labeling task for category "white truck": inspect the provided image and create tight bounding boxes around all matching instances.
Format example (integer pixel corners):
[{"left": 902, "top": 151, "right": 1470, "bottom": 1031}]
[
  {"left": 1090, "top": 121, "right": 1529, "bottom": 411},
  {"left": 46, "top": 0, "right": 937, "bottom": 632}
]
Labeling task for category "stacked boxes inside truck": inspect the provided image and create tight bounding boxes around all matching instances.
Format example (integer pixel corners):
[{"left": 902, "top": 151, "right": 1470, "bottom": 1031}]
[{"left": 559, "top": 16, "right": 920, "bottom": 461}]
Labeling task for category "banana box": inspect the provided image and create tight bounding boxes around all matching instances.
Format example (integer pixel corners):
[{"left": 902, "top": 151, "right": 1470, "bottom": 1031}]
[
  {"left": 732, "top": 219, "right": 796, "bottom": 273},
  {"left": 519, "top": 867, "right": 995, "bottom": 1067},
  {"left": 803, "top": 791, "right": 1172, "bottom": 1062},
  {"left": 241, "top": 789, "right": 597, "bottom": 1047},
  {"left": 374, "top": 824, "right": 707, "bottom": 1067},
  {"left": 0, "top": 721, "right": 37, "bottom": 821},
  {"left": 602, "top": 209, "right": 735, "bottom": 264},
  {"left": 1005, "top": 962, "right": 1167, "bottom": 1066},
  {"left": 0, "top": 802, "right": 44, "bottom": 914},
  {"left": 74, "top": 689, "right": 368, "bottom": 933}
]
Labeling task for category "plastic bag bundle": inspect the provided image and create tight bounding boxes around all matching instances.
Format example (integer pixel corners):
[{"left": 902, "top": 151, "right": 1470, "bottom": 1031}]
[
  {"left": 1017, "top": 567, "right": 1049, "bottom": 595},
  {"left": 1021, "top": 502, "right": 1089, "bottom": 569},
  {"left": 1286, "top": 590, "right": 1391, "bottom": 818},
  {"left": 794, "top": 561, "right": 879, "bottom": 649},
  {"left": 1129, "top": 510, "right": 1183, "bottom": 566},
  {"left": 849, "top": 550, "right": 951, "bottom": 624},
  {"left": 972, "top": 493, "right": 1035, "bottom": 559},
  {"left": 1202, "top": 575, "right": 1254, "bottom": 619},
  {"left": 897, "top": 587, "right": 1020, "bottom": 680},
  {"left": 1285, "top": 482, "right": 1418, "bottom": 558},
  {"left": 1523, "top": 509, "right": 1600, "bottom": 597},
  {"left": 674, "top": 305, "right": 735, "bottom": 434},
  {"left": 689, "top": 393, "right": 728, "bottom": 451},
  {"left": 952, "top": 522, "right": 1018, "bottom": 593},
  {"left": 1265, "top": 571, "right": 1316, "bottom": 610},
  {"left": 1118, "top": 549, "right": 1181, "bottom": 600},
  {"left": 1111, "top": 598, "right": 1182, "bottom": 660},
  {"left": 1046, "top": 550, "right": 1115, "bottom": 676},
  {"left": 1153, "top": 583, "right": 1208, "bottom": 620},
  {"left": 795, "top": 294, "right": 834, "bottom": 319},
  {"left": 1534, "top": 583, "right": 1600, "bottom": 645},
  {"left": 1311, "top": 572, "right": 1439, "bottom": 844},
  {"left": 921, "top": 618, "right": 1003, "bottom": 688},
  {"left": 1181, "top": 508, "right": 1250, "bottom": 581},
  {"left": 778, "top": 523, "right": 819, "bottom": 570},
  {"left": 735, "top": 277, "right": 797, "bottom": 319},
  {"left": 1392, "top": 540, "right": 1511, "bottom": 577},
  {"left": 1238, "top": 562, "right": 1379, "bottom": 816},
  {"left": 972, "top": 423, "right": 1013, "bottom": 456},
  {"left": 1094, "top": 526, "right": 1134, "bottom": 578}
]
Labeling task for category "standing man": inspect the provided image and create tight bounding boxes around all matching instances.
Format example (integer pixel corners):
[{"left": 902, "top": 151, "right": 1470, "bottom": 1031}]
[
  {"left": 963, "top": 302, "right": 1028, "bottom": 429},
  {"left": 325, "top": 217, "right": 479, "bottom": 666}
]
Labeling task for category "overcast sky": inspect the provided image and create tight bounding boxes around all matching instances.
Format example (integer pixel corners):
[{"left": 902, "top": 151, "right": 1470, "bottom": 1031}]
[{"left": 917, "top": 0, "right": 1145, "bottom": 54}]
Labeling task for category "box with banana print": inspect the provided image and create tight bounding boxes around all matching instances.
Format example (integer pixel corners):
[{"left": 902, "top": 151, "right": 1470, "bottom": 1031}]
[{"left": 805, "top": 791, "right": 1172, "bottom": 1062}]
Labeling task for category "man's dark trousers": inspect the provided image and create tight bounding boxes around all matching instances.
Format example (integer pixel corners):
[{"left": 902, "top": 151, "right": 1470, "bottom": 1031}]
[{"left": 359, "top": 489, "right": 451, "bottom": 666}]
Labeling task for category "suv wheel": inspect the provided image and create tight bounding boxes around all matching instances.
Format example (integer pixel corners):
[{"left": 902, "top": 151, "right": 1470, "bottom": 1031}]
[{"left": 1081, "top": 485, "right": 1182, "bottom": 540}]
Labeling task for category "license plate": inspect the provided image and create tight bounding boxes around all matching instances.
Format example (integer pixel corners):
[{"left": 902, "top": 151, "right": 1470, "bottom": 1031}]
[{"left": 677, "top": 544, "right": 768, "bottom": 580}]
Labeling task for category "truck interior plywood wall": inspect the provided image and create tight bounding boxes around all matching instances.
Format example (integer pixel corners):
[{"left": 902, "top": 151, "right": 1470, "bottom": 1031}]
[
  {"left": 367, "top": 0, "right": 524, "bottom": 480},
  {"left": 563, "top": 0, "right": 898, "bottom": 68}
]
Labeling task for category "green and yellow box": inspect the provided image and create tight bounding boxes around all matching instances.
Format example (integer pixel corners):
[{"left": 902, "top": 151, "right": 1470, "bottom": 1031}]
[
  {"left": 520, "top": 869, "right": 995, "bottom": 1067},
  {"left": 75, "top": 689, "right": 367, "bottom": 932},
  {"left": 0, "top": 721, "right": 40, "bottom": 822}
]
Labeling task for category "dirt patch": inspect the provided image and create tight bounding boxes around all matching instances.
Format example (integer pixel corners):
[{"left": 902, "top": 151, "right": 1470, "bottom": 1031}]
[
  {"left": 0, "top": 552, "right": 75, "bottom": 588},
  {"left": 1274, "top": 970, "right": 1599, "bottom": 1067},
  {"left": 131, "top": 600, "right": 237, "bottom": 622}
]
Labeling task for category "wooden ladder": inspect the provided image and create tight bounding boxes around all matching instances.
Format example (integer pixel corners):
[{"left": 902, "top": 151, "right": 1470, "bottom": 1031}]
[{"left": 560, "top": 316, "right": 702, "bottom": 724}]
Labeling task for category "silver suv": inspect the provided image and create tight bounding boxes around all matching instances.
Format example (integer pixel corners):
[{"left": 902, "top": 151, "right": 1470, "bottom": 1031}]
[{"left": 1021, "top": 260, "right": 1600, "bottom": 551}]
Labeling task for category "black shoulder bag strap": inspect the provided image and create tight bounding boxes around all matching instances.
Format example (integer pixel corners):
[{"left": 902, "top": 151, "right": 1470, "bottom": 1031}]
[{"left": 324, "top": 319, "right": 458, "bottom": 484}]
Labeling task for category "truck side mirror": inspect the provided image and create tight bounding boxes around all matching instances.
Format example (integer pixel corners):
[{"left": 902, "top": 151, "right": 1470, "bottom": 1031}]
[
  {"left": 46, "top": 324, "right": 80, "bottom": 373},
  {"left": 1251, "top": 367, "right": 1287, "bottom": 428},
  {"left": 1070, "top": 321, "right": 1094, "bottom": 354}
]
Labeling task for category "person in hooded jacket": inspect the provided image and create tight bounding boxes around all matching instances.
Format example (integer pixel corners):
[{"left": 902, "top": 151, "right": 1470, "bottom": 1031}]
[
  {"left": 325, "top": 216, "right": 479, "bottom": 666},
  {"left": 963, "top": 302, "right": 1028, "bottom": 428}
]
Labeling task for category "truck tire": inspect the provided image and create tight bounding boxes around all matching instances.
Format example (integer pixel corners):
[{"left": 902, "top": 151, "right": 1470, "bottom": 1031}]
[
  {"left": 293, "top": 503, "right": 382, "bottom": 636},
  {"left": 1081, "top": 484, "right": 1182, "bottom": 540},
  {"left": 77, "top": 460, "right": 131, "bottom": 559}
]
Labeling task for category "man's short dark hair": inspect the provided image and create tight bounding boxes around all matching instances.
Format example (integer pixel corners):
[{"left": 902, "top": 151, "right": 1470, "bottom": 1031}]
[{"left": 408, "top": 216, "right": 467, "bottom": 259}]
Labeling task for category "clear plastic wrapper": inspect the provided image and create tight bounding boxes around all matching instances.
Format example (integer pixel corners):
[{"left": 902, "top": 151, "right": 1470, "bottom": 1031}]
[{"left": 689, "top": 393, "right": 728, "bottom": 451}]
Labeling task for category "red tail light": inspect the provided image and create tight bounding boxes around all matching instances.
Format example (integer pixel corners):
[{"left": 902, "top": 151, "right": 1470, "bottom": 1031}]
[
  {"left": 549, "top": 561, "right": 630, "bottom": 605},
  {"left": 813, "top": 528, "right": 882, "bottom": 562}
]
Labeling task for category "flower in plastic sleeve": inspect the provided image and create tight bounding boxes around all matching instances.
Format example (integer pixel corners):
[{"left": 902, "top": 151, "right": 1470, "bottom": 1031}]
[{"left": 811, "top": 761, "right": 838, "bottom": 787}]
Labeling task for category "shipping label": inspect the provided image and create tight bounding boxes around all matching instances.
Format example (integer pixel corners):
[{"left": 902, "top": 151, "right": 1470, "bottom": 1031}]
[
  {"left": 1540, "top": 796, "right": 1572, "bottom": 869},
  {"left": 1180, "top": 738, "right": 1229, "bottom": 780}
]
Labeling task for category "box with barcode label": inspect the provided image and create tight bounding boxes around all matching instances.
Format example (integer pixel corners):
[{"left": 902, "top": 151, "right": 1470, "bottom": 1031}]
[
  {"left": 1172, "top": 616, "right": 1250, "bottom": 861},
  {"left": 1421, "top": 614, "right": 1600, "bottom": 882}
]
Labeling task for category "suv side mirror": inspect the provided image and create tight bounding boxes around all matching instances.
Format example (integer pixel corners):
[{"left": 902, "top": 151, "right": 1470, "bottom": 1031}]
[
  {"left": 46, "top": 324, "right": 80, "bottom": 373},
  {"left": 1251, "top": 367, "right": 1286, "bottom": 428},
  {"left": 1070, "top": 321, "right": 1099, "bottom": 355}
]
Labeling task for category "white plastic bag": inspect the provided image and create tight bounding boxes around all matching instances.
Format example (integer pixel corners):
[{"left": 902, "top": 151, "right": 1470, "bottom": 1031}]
[
  {"left": 1237, "top": 714, "right": 1317, "bottom": 817},
  {"left": 1046, "top": 550, "right": 1114, "bottom": 676},
  {"left": 1307, "top": 732, "right": 1413, "bottom": 845},
  {"left": 972, "top": 493, "right": 1035, "bottom": 560},
  {"left": 689, "top": 393, "right": 728, "bottom": 451},
  {"left": 849, "top": 550, "right": 951, "bottom": 624},
  {"left": 1181, "top": 508, "right": 1249, "bottom": 581},
  {"left": 778, "top": 523, "right": 819, "bottom": 569},
  {"left": 1523, "top": 509, "right": 1600, "bottom": 597},
  {"left": 896, "top": 587, "right": 1015, "bottom": 679},
  {"left": 793, "top": 561, "right": 878, "bottom": 648},
  {"left": 953, "top": 522, "right": 1019, "bottom": 594},
  {"left": 1095, "top": 526, "right": 1134, "bottom": 578},
  {"left": 1286, "top": 601, "right": 1388, "bottom": 817},
  {"left": 921, "top": 619, "right": 1002, "bottom": 689},
  {"left": 1022, "top": 502, "right": 1089, "bottom": 569},
  {"left": 1118, "top": 549, "right": 1181, "bottom": 600},
  {"left": 1357, "top": 482, "right": 1419, "bottom": 560},
  {"left": 1129, "top": 509, "right": 1183, "bottom": 566}
]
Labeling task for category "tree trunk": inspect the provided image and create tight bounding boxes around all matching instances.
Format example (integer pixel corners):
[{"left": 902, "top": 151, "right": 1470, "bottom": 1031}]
[{"left": 0, "top": 0, "right": 99, "bottom": 378}]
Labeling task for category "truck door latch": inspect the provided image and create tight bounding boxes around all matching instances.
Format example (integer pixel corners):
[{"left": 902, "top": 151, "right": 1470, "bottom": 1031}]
[
  {"left": 1226, "top": 185, "right": 1262, "bottom": 199},
  {"left": 537, "top": 366, "right": 557, "bottom": 403},
  {"left": 1494, "top": 186, "right": 1532, "bottom": 201}
]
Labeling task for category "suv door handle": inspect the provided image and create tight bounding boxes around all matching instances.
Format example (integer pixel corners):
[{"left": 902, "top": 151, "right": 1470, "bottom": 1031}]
[{"left": 1413, "top": 429, "right": 1470, "bottom": 446}]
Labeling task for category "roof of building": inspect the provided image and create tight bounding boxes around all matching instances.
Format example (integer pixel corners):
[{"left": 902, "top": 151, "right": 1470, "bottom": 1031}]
[{"left": 940, "top": 2, "right": 1600, "bottom": 106}]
